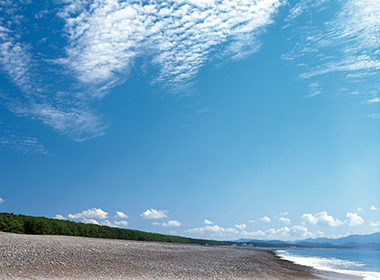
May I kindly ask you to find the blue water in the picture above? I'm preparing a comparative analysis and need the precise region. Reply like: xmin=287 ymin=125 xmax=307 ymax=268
xmin=276 ymin=249 xmax=380 ymax=280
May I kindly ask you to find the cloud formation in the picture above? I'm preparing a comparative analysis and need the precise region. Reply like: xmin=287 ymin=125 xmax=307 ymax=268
xmin=0 ymin=0 xmax=284 ymax=143
xmin=260 ymin=216 xmax=271 ymax=223
xmin=162 ymin=220 xmax=182 ymax=227
xmin=370 ymin=205 xmax=379 ymax=211
xmin=279 ymin=217 xmax=291 ymax=225
xmin=115 ymin=211 xmax=129 ymax=219
xmin=204 ymin=219 xmax=214 ymax=225
xmin=285 ymin=0 xmax=380 ymax=102
xmin=59 ymin=0 xmax=284 ymax=89
xmin=184 ymin=224 xmax=239 ymax=237
xmin=235 ymin=224 xmax=246 ymax=230
xmin=140 ymin=209 xmax=168 ymax=219
xmin=302 ymin=211 xmax=342 ymax=227
xmin=345 ymin=212 xmax=364 ymax=227
xmin=0 ymin=197 xmax=4 ymax=204
xmin=68 ymin=208 xmax=109 ymax=220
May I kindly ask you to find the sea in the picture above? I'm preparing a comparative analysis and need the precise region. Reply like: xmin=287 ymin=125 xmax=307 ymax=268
xmin=275 ymin=249 xmax=380 ymax=280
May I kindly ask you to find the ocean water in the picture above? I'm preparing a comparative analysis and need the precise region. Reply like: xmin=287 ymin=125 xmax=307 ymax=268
xmin=275 ymin=249 xmax=380 ymax=280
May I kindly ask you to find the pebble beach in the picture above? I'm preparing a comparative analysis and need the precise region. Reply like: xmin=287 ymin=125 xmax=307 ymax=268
xmin=0 ymin=232 xmax=327 ymax=280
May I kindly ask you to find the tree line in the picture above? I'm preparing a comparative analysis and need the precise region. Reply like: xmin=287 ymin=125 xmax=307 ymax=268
xmin=0 ymin=212 xmax=230 ymax=245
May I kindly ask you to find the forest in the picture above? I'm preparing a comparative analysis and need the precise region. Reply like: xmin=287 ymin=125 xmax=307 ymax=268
xmin=0 ymin=212 xmax=230 ymax=245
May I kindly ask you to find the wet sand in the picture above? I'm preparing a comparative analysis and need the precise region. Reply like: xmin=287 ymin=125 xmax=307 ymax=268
xmin=0 ymin=232 xmax=335 ymax=279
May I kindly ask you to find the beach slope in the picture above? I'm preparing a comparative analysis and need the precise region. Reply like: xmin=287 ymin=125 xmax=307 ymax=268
xmin=0 ymin=232 xmax=320 ymax=279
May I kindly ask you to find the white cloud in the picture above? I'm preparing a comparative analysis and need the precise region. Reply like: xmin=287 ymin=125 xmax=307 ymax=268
xmin=82 ymin=218 xmax=100 ymax=225
xmin=370 ymin=221 xmax=380 ymax=228
xmin=152 ymin=222 xmax=161 ymax=226
xmin=140 ymin=209 xmax=168 ymax=219
xmin=101 ymin=220 xmax=118 ymax=227
xmin=285 ymin=0 xmax=380 ymax=101
xmin=290 ymin=226 xmax=324 ymax=239
xmin=345 ymin=212 xmax=364 ymax=227
xmin=366 ymin=97 xmax=380 ymax=104
xmin=204 ymin=219 xmax=214 ymax=225
xmin=53 ymin=214 xmax=67 ymax=220
xmin=241 ymin=226 xmax=324 ymax=240
xmin=367 ymin=113 xmax=380 ymax=119
xmin=370 ymin=205 xmax=380 ymax=211
xmin=240 ymin=230 xmax=266 ymax=238
xmin=184 ymin=225 xmax=239 ymax=237
xmin=357 ymin=207 xmax=364 ymax=213
xmin=235 ymin=224 xmax=246 ymax=230
xmin=248 ymin=220 xmax=256 ymax=223
xmin=81 ymin=208 xmax=109 ymax=219
xmin=115 ymin=211 xmax=129 ymax=219
xmin=279 ymin=217 xmax=291 ymax=225
xmin=0 ymin=197 xmax=3 ymax=204
xmin=260 ymin=216 xmax=271 ymax=223
xmin=162 ymin=220 xmax=182 ymax=227
xmin=59 ymin=0 xmax=284 ymax=89
xmin=114 ymin=221 xmax=128 ymax=226
xmin=301 ymin=211 xmax=342 ymax=227
xmin=242 ymin=227 xmax=291 ymax=240
xmin=1 ymin=0 xmax=284 ymax=142
xmin=68 ymin=208 xmax=109 ymax=220
xmin=68 ymin=213 xmax=83 ymax=219
xmin=0 ymin=129 xmax=48 ymax=155
xmin=169 ymin=231 xmax=177 ymax=235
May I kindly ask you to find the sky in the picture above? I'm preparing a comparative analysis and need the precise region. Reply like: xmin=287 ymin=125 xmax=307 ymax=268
xmin=0 ymin=0 xmax=379 ymax=241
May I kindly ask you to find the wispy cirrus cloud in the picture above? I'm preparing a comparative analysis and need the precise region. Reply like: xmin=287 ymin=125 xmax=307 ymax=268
xmin=284 ymin=0 xmax=380 ymax=102
xmin=1 ymin=0 xmax=284 ymax=144
xmin=0 ymin=129 xmax=48 ymax=155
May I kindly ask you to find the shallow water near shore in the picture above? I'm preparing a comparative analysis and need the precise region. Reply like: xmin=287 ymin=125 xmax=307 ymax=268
xmin=275 ymin=249 xmax=380 ymax=280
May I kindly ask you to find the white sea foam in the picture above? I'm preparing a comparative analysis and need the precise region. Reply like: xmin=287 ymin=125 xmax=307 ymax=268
xmin=276 ymin=250 xmax=380 ymax=280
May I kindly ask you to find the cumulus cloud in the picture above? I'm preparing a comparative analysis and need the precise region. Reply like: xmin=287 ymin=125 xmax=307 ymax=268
xmin=68 ymin=208 xmax=109 ymax=220
xmin=53 ymin=214 xmax=67 ymax=220
xmin=114 ymin=220 xmax=128 ymax=226
xmin=370 ymin=221 xmax=380 ymax=228
xmin=279 ymin=217 xmax=291 ymax=225
xmin=235 ymin=224 xmax=246 ymax=230
xmin=162 ymin=220 xmax=182 ymax=227
xmin=301 ymin=211 xmax=342 ymax=227
xmin=0 ymin=197 xmax=4 ymax=204
xmin=115 ymin=211 xmax=129 ymax=219
xmin=370 ymin=205 xmax=380 ymax=211
xmin=241 ymin=227 xmax=290 ymax=240
xmin=260 ymin=216 xmax=271 ymax=223
xmin=82 ymin=218 xmax=100 ymax=225
xmin=345 ymin=212 xmax=364 ymax=227
xmin=184 ymin=225 xmax=239 ymax=237
xmin=204 ymin=219 xmax=214 ymax=225
xmin=140 ymin=209 xmax=168 ymax=219
xmin=241 ymin=226 xmax=324 ymax=240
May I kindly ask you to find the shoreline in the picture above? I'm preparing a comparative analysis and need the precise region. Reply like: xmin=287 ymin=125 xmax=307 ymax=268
xmin=0 ymin=232 xmax=346 ymax=279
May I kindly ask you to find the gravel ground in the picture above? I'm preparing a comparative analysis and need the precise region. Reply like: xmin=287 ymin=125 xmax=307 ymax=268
xmin=0 ymin=232 xmax=328 ymax=280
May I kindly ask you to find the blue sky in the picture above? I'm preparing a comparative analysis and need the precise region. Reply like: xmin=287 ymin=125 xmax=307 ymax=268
xmin=0 ymin=0 xmax=379 ymax=241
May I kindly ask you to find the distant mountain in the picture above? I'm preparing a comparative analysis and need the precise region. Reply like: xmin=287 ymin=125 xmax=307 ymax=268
xmin=234 ymin=232 xmax=380 ymax=249
xmin=295 ymin=232 xmax=380 ymax=248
